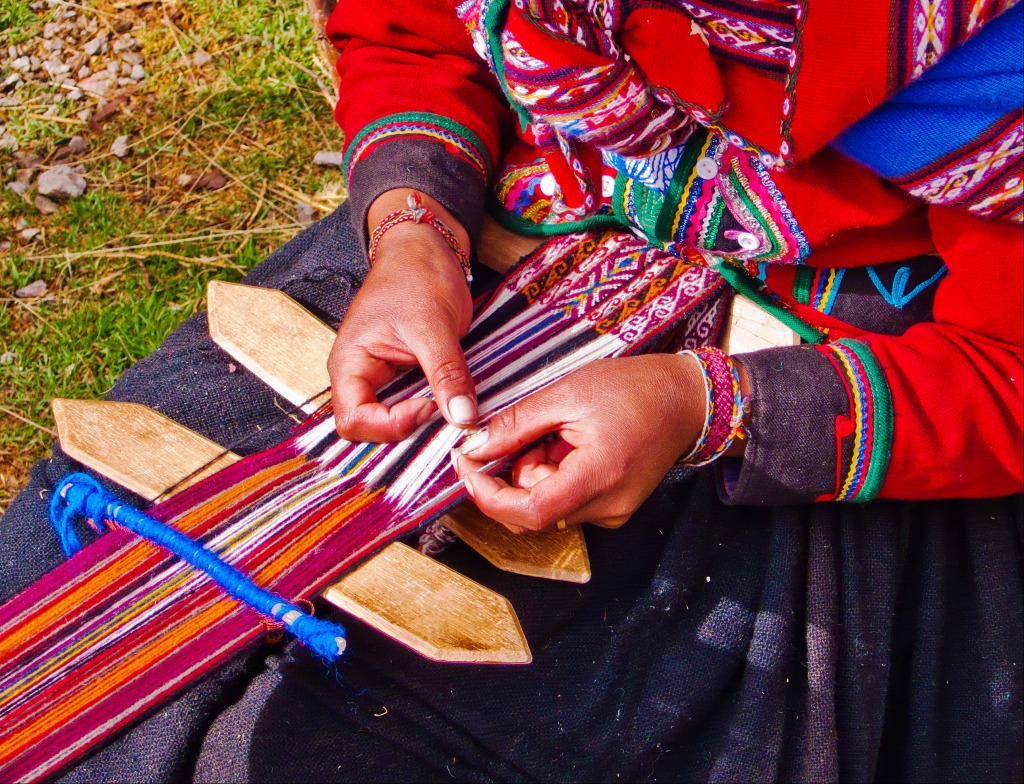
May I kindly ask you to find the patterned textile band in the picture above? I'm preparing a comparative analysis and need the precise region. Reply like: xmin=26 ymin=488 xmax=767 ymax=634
xmin=0 ymin=231 xmax=731 ymax=782
xmin=368 ymin=192 xmax=473 ymax=284
xmin=677 ymin=346 xmax=747 ymax=467
xmin=51 ymin=473 xmax=349 ymax=662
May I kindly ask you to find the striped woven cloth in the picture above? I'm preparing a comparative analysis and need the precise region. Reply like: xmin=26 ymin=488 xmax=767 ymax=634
xmin=0 ymin=231 xmax=729 ymax=781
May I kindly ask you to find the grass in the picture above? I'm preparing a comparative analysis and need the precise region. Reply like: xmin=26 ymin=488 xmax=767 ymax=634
xmin=0 ymin=0 xmax=346 ymax=512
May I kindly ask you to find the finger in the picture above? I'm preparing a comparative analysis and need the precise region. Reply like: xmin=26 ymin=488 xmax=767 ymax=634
xmin=511 ymin=445 xmax=557 ymax=488
xmin=410 ymin=335 xmax=477 ymax=429
xmin=458 ymin=395 xmax=573 ymax=463
xmin=461 ymin=455 xmax=596 ymax=531
xmin=332 ymin=347 xmax=433 ymax=441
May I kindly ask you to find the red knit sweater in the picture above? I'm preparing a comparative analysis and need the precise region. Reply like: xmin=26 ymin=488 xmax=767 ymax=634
xmin=326 ymin=0 xmax=1023 ymax=502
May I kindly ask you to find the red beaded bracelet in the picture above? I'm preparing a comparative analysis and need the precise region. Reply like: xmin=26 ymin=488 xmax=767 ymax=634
xmin=368 ymin=192 xmax=472 ymax=285
xmin=677 ymin=346 xmax=749 ymax=467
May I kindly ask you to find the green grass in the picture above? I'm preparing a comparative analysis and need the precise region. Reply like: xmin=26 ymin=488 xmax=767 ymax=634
xmin=0 ymin=0 xmax=345 ymax=510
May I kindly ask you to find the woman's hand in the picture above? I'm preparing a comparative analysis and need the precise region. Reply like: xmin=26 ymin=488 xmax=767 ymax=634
xmin=328 ymin=190 xmax=476 ymax=442
xmin=452 ymin=354 xmax=710 ymax=532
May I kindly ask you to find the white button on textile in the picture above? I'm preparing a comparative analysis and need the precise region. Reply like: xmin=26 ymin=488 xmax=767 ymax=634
xmin=695 ymin=157 xmax=719 ymax=179
xmin=539 ymin=173 xmax=557 ymax=196
xmin=735 ymin=232 xmax=760 ymax=250
xmin=602 ymin=174 xmax=615 ymax=198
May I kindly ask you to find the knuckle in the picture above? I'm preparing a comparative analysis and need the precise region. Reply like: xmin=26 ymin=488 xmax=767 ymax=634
xmin=430 ymin=356 xmax=470 ymax=390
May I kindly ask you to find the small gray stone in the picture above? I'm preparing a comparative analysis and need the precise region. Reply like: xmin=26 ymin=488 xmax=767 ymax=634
xmin=0 ymin=351 xmax=17 ymax=364
xmin=19 ymin=229 xmax=42 ymax=243
xmin=76 ymin=109 xmax=92 ymax=122
xmin=35 ymin=194 xmax=59 ymax=214
xmin=313 ymin=151 xmax=344 ymax=168
xmin=14 ymin=217 xmax=27 ymax=231
xmin=130 ymin=63 xmax=145 ymax=80
xmin=67 ymin=88 xmax=83 ymax=101
xmin=67 ymin=135 xmax=89 ymax=155
xmin=12 ymin=56 xmax=30 ymax=71
xmin=0 ymin=133 xmax=18 ymax=153
xmin=15 ymin=153 xmax=43 ymax=169
xmin=77 ymin=65 xmax=92 ymax=79
xmin=176 ymin=173 xmax=194 ymax=187
xmin=37 ymin=165 xmax=87 ymax=200
xmin=6 ymin=181 xmax=28 ymax=195
xmin=296 ymin=202 xmax=317 ymax=227
xmin=83 ymin=36 xmax=105 ymax=56
xmin=15 ymin=279 xmax=47 ymax=297
xmin=110 ymin=135 xmax=130 ymax=158
xmin=122 ymin=51 xmax=143 ymax=66
xmin=78 ymin=72 xmax=115 ymax=98
xmin=106 ymin=61 xmax=119 ymax=74
xmin=191 ymin=50 xmax=212 ymax=67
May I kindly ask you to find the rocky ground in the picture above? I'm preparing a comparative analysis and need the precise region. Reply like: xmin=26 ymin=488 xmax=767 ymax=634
xmin=1 ymin=0 xmax=344 ymax=512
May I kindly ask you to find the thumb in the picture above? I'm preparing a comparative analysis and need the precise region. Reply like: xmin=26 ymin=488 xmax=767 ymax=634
xmin=458 ymin=389 xmax=569 ymax=462
xmin=414 ymin=335 xmax=477 ymax=428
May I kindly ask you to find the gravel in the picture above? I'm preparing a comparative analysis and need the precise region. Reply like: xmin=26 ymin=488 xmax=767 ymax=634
xmin=37 ymin=165 xmax=88 ymax=200
xmin=110 ymin=134 xmax=131 ymax=158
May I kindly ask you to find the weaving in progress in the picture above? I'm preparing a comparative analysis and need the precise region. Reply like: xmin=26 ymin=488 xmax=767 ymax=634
xmin=0 ymin=231 xmax=728 ymax=781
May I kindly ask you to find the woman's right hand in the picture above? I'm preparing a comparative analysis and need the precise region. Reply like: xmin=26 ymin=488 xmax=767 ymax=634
xmin=328 ymin=192 xmax=476 ymax=443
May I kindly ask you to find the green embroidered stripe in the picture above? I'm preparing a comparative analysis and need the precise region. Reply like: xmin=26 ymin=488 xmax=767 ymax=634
xmin=793 ymin=266 xmax=815 ymax=306
xmin=705 ymin=195 xmax=726 ymax=247
xmin=654 ymin=128 xmax=711 ymax=243
xmin=714 ymin=261 xmax=826 ymax=344
xmin=343 ymin=111 xmax=493 ymax=180
xmin=486 ymin=193 xmax=625 ymax=236
xmin=836 ymin=339 xmax=894 ymax=503
xmin=483 ymin=0 xmax=532 ymax=130
xmin=728 ymin=169 xmax=781 ymax=259
xmin=632 ymin=181 xmax=664 ymax=241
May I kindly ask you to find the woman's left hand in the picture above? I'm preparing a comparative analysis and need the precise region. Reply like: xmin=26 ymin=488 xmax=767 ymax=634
xmin=452 ymin=354 xmax=709 ymax=532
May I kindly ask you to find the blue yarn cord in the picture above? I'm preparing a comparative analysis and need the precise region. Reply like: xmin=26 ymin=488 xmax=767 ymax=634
xmin=49 ymin=473 xmax=347 ymax=662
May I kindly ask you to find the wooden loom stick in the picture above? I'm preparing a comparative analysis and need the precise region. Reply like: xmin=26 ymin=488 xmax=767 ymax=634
xmin=441 ymin=504 xmax=590 ymax=584
xmin=51 ymin=398 xmax=531 ymax=664
xmin=207 ymin=281 xmax=334 ymax=414
xmin=206 ymin=279 xmax=592 ymax=582
xmin=52 ymin=399 xmax=241 ymax=499
xmin=326 ymin=542 xmax=531 ymax=664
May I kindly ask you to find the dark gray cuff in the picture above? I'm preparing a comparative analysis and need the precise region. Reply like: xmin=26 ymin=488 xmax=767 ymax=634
xmin=720 ymin=341 xmax=893 ymax=505
xmin=347 ymin=138 xmax=488 ymax=254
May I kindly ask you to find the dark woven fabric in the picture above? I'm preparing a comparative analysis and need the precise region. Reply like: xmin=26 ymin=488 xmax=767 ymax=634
xmin=1 ymin=204 xmax=1021 ymax=783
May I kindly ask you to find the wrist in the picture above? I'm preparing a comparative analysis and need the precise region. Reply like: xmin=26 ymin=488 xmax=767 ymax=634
xmin=368 ymin=189 xmax=470 ymax=260
xmin=675 ymin=347 xmax=749 ymax=466
xmin=368 ymin=190 xmax=472 ymax=286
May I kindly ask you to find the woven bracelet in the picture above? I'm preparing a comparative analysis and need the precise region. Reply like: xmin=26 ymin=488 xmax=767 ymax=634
xmin=368 ymin=192 xmax=473 ymax=285
xmin=677 ymin=346 xmax=749 ymax=467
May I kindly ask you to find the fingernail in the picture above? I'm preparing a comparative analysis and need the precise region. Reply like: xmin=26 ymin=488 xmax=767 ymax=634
xmin=459 ymin=428 xmax=489 ymax=454
xmin=462 ymin=471 xmax=477 ymax=499
xmin=449 ymin=448 xmax=463 ymax=473
xmin=414 ymin=399 xmax=435 ymax=427
xmin=447 ymin=395 xmax=476 ymax=426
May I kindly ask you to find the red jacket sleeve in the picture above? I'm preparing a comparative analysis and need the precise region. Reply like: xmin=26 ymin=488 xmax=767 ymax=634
xmin=867 ymin=209 xmax=1024 ymax=498
xmin=326 ymin=0 xmax=511 ymax=245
